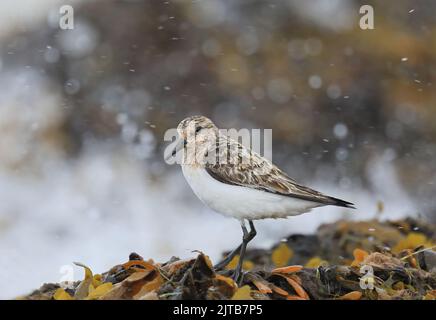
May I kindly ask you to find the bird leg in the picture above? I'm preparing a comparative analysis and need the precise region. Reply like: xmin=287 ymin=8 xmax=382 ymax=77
xmin=213 ymin=220 xmax=257 ymax=271
xmin=213 ymin=243 xmax=243 ymax=271
xmin=233 ymin=220 xmax=256 ymax=284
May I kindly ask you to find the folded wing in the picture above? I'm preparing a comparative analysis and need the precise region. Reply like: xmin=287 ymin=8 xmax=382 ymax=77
xmin=205 ymin=136 xmax=354 ymax=208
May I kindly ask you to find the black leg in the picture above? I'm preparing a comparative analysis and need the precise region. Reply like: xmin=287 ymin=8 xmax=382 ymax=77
xmin=214 ymin=220 xmax=257 ymax=271
xmin=213 ymin=243 xmax=243 ymax=270
xmin=233 ymin=220 xmax=256 ymax=284
xmin=214 ymin=221 xmax=257 ymax=273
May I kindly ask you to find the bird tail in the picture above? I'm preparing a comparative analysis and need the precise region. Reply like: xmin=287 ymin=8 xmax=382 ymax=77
xmin=328 ymin=196 xmax=356 ymax=209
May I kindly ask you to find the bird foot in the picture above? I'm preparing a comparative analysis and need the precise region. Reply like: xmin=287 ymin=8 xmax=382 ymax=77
xmin=213 ymin=261 xmax=227 ymax=271
xmin=232 ymin=270 xmax=245 ymax=286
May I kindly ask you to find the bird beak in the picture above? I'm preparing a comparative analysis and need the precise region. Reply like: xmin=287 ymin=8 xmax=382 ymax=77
xmin=165 ymin=137 xmax=187 ymax=162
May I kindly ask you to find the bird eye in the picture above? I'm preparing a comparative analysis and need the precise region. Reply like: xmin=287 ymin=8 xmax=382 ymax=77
xmin=195 ymin=126 xmax=202 ymax=133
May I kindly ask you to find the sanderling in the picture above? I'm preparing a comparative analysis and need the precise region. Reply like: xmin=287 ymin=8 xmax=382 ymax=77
xmin=167 ymin=115 xmax=354 ymax=283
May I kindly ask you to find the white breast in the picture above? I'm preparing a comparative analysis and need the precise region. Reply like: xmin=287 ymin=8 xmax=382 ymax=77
xmin=181 ymin=165 xmax=322 ymax=220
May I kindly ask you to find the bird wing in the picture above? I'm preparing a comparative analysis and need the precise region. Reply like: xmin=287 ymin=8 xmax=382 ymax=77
xmin=204 ymin=135 xmax=354 ymax=208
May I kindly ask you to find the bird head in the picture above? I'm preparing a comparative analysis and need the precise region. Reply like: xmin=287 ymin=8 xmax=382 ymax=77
xmin=177 ymin=115 xmax=218 ymax=144
xmin=167 ymin=116 xmax=219 ymax=162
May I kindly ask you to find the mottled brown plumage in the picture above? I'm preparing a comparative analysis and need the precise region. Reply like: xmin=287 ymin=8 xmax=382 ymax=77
xmin=205 ymin=134 xmax=353 ymax=208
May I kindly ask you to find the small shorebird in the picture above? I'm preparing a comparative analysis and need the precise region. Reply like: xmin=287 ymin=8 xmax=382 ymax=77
xmin=167 ymin=116 xmax=354 ymax=283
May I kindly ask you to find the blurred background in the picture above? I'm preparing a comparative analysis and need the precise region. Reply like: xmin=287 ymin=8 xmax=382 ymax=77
xmin=0 ymin=0 xmax=435 ymax=298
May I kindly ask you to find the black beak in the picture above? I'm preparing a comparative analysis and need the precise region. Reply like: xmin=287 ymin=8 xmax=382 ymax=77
xmin=166 ymin=137 xmax=187 ymax=162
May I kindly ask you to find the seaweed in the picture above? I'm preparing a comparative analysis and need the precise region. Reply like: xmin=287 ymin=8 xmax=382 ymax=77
xmin=22 ymin=218 xmax=436 ymax=300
